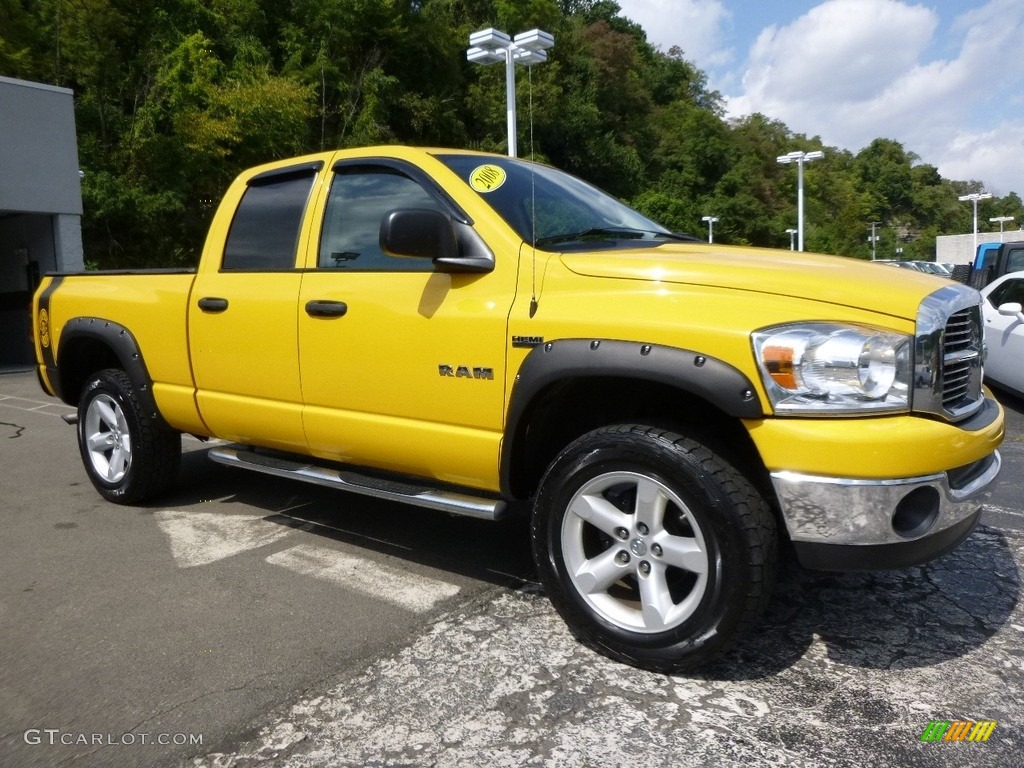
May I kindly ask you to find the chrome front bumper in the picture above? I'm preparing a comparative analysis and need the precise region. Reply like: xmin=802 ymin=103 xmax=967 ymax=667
xmin=771 ymin=451 xmax=1001 ymax=570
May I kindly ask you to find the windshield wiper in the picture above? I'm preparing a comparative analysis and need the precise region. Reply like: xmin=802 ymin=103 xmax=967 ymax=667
xmin=535 ymin=228 xmax=657 ymax=247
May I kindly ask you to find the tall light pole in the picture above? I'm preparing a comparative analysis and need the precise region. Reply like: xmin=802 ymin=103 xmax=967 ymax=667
xmin=701 ymin=215 xmax=718 ymax=244
xmin=868 ymin=221 xmax=882 ymax=260
xmin=990 ymin=215 xmax=1014 ymax=242
xmin=777 ymin=150 xmax=824 ymax=251
xmin=958 ymin=192 xmax=992 ymax=253
xmin=468 ymin=28 xmax=554 ymax=157
xmin=785 ymin=228 xmax=798 ymax=251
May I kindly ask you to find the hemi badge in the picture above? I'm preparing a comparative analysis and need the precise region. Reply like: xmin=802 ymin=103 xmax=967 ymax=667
xmin=512 ymin=336 xmax=544 ymax=348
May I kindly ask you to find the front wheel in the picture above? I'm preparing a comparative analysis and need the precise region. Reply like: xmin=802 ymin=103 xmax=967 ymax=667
xmin=531 ymin=424 xmax=777 ymax=672
xmin=77 ymin=369 xmax=181 ymax=504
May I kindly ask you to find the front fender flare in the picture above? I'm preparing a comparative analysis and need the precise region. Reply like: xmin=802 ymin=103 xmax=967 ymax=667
xmin=500 ymin=338 xmax=765 ymax=497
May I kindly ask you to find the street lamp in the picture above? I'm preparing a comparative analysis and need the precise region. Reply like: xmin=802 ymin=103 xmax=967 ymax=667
xmin=785 ymin=228 xmax=798 ymax=251
xmin=868 ymin=221 xmax=882 ymax=261
xmin=990 ymin=215 xmax=1015 ymax=242
xmin=958 ymin=192 xmax=993 ymax=253
xmin=777 ymin=150 xmax=824 ymax=251
xmin=467 ymin=28 xmax=554 ymax=157
xmin=701 ymin=215 xmax=718 ymax=244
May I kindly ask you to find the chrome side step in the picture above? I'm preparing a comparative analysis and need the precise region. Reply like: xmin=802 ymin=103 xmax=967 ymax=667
xmin=207 ymin=445 xmax=509 ymax=521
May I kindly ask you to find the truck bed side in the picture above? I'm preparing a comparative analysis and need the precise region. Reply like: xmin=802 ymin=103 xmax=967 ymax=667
xmin=34 ymin=270 xmax=206 ymax=434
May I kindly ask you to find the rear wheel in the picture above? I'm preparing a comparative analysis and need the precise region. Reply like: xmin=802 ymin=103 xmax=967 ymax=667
xmin=532 ymin=424 xmax=777 ymax=672
xmin=77 ymin=369 xmax=181 ymax=504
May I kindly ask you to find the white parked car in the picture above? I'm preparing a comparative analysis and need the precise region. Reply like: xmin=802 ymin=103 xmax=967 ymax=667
xmin=982 ymin=272 xmax=1024 ymax=398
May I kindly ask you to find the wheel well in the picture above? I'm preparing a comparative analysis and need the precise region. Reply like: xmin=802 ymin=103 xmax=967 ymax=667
xmin=507 ymin=376 xmax=771 ymax=503
xmin=57 ymin=337 xmax=123 ymax=405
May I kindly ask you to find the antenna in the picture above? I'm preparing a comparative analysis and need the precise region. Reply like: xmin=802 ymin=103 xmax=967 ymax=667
xmin=528 ymin=65 xmax=539 ymax=318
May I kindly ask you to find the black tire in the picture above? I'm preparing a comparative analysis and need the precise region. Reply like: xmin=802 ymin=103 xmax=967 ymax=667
xmin=76 ymin=369 xmax=181 ymax=504
xmin=949 ymin=264 xmax=972 ymax=285
xmin=970 ymin=264 xmax=994 ymax=291
xmin=531 ymin=424 xmax=777 ymax=673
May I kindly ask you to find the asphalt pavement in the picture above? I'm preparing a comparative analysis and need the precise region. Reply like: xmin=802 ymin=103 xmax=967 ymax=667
xmin=1 ymin=369 xmax=1022 ymax=768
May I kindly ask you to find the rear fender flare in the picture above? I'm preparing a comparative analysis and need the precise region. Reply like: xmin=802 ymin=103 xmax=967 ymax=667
xmin=55 ymin=317 xmax=168 ymax=428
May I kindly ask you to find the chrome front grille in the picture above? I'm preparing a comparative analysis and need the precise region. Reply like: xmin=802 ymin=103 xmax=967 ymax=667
xmin=941 ymin=308 xmax=980 ymax=411
xmin=913 ymin=284 xmax=985 ymax=422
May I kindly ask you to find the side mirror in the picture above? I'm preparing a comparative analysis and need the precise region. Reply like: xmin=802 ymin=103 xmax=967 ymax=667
xmin=996 ymin=302 xmax=1024 ymax=322
xmin=380 ymin=208 xmax=457 ymax=261
xmin=379 ymin=208 xmax=495 ymax=273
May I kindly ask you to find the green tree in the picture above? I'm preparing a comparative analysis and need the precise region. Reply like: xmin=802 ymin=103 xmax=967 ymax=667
xmin=3 ymin=0 xmax=1022 ymax=267
xmin=706 ymin=114 xmax=795 ymax=247
xmin=0 ymin=0 xmax=43 ymax=77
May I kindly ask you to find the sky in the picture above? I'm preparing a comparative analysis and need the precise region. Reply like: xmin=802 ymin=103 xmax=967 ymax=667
xmin=613 ymin=0 xmax=1024 ymax=197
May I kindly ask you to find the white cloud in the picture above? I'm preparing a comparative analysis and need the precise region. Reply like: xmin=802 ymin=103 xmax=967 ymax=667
xmin=726 ymin=0 xmax=941 ymax=139
xmin=616 ymin=0 xmax=1024 ymax=193
xmin=740 ymin=1 xmax=937 ymax=105
xmin=617 ymin=0 xmax=733 ymax=67
xmin=937 ymin=122 xmax=1024 ymax=196
xmin=723 ymin=0 xmax=1024 ymax=193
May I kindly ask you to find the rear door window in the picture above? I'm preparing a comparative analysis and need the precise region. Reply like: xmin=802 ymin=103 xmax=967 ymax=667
xmin=223 ymin=166 xmax=319 ymax=270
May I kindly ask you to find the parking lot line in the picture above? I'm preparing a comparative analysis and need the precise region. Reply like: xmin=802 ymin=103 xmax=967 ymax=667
xmin=0 ymin=393 xmax=75 ymax=416
xmin=155 ymin=510 xmax=293 ymax=568
xmin=266 ymin=543 xmax=461 ymax=613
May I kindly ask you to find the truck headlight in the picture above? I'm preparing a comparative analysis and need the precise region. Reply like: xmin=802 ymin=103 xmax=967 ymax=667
xmin=752 ymin=323 xmax=911 ymax=415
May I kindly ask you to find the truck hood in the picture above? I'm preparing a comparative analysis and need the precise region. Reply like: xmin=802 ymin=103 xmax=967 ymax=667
xmin=559 ymin=243 xmax=945 ymax=320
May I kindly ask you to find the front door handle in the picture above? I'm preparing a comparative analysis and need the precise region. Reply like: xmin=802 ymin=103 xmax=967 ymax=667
xmin=305 ymin=300 xmax=348 ymax=318
xmin=197 ymin=297 xmax=229 ymax=313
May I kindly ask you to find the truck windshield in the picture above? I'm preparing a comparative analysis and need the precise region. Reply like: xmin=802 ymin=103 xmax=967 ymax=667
xmin=436 ymin=154 xmax=678 ymax=250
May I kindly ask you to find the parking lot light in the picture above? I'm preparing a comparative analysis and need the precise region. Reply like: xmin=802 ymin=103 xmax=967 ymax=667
xmin=701 ymin=215 xmax=718 ymax=244
xmin=777 ymin=150 xmax=824 ymax=251
xmin=990 ymin=215 xmax=1015 ymax=242
xmin=467 ymin=28 xmax=554 ymax=157
xmin=959 ymin=192 xmax=993 ymax=252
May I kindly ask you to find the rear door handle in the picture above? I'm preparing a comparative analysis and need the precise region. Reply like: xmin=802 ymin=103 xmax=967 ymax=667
xmin=197 ymin=297 xmax=229 ymax=313
xmin=305 ymin=300 xmax=348 ymax=318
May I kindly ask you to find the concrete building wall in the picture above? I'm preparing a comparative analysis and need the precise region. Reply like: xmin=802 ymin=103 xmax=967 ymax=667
xmin=0 ymin=76 xmax=83 ymax=216
xmin=0 ymin=76 xmax=84 ymax=367
xmin=936 ymin=229 xmax=1024 ymax=265
xmin=53 ymin=214 xmax=85 ymax=272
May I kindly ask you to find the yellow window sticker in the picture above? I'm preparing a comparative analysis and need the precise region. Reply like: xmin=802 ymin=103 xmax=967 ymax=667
xmin=470 ymin=164 xmax=506 ymax=193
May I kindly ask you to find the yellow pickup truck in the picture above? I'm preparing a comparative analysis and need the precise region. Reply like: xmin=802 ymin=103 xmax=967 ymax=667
xmin=32 ymin=146 xmax=1004 ymax=672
